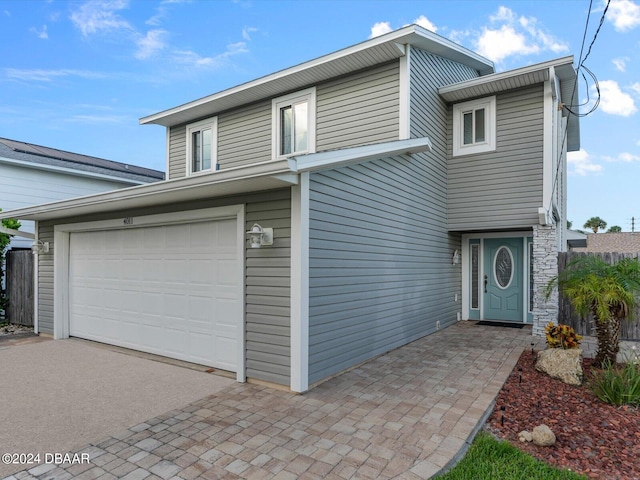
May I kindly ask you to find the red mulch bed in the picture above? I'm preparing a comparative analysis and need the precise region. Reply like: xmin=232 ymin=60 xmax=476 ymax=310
xmin=485 ymin=350 xmax=640 ymax=480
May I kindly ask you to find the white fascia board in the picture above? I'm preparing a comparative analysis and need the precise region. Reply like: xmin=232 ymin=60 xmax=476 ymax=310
xmin=293 ymin=138 xmax=432 ymax=173
xmin=439 ymin=56 xmax=574 ymax=99
xmin=0 ymin=226 xmax=35 ymax=239
xmin=140 ymin=31 xmax=408 ymax=126
xmin=140 ymin=25 xmax=493 ymax=127
xmin=0 ymin=158 xmax=297 ymax=222
xmin=0 ymin=156 xmax=148 ymax=185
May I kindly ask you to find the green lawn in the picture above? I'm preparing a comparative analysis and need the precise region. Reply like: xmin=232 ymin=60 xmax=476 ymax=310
xmin=435 ymin=431 xmax=586 ymax=480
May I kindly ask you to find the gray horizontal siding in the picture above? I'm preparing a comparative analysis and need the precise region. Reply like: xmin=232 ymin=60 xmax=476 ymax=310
xmin=37 ymin=223 xmax=54 ymax=334
xmin=410 ymin=47 xmax=478 ymax=160
xmin=37 ymin=189 xmax=291 ymax=386
xmin=218 ymin=100 xmax=272 ymax=169
xmin=316 ymin=61 xmax=400 ymax=151
xmin=245 ymin=195 xmax=291 ymax=386
xmin=166 ymin=62 xmax=401 ymax=179
xmin=308 ymin=155 xmax=461 ymax=385
xmin=167 ymin=124 xmax=186 ymax=180
xmin=447 ymin=84 xmax=544 ymax=230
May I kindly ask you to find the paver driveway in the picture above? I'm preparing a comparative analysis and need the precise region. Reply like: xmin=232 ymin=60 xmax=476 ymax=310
xmin=3 ymin=322 xmax=543 ymax=480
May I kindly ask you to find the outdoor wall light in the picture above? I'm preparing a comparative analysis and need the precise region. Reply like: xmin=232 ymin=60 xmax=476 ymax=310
xmin=452 ymin=249 xmax=460 ymax=265
xmin=31 ymin=240 xmax=50 ymax=255
xmin=246 ymin=223 xmax=274 ymax=248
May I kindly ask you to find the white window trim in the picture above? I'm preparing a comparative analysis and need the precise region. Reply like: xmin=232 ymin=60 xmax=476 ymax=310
xmin=186 ymin=117 xmax=218 ymax=175
xmin=272 ymin=87 xmax=316 ymax=160
xmin=452 ymin=96 xmax=496 ymax=157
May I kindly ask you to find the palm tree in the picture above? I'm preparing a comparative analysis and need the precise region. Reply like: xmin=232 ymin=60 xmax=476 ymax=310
xmin=583 ymin=216 xmax=607 ymax=233
xmin=607 ymin=225 xmax=622 ymax=233
xmin=547 ymin=256 xmax=640 ymax=366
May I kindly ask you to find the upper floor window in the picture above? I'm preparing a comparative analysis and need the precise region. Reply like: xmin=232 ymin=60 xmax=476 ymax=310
xmin=272 ymin=88 xmax=316 ymax=159
xmin=186 ymin=118 xmax=217 ymax=174
xmin=453 ymin=96 xmax=496 ymax=157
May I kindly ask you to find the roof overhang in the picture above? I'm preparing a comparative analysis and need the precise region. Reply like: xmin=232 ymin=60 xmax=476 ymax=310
xmin=438 ymin=56 xmax=579 ymax=151
xmin=140 ymin=25 xmax=494 ymax=128
xmin=0 ymin=159 xmax=298 ymax=222
xmin=294 ymin=137 xmax=432 ymax=172
xmin=0 ymin=138 xmax=432 ymax=223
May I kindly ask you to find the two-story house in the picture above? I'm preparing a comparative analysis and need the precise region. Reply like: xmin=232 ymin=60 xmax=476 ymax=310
xmin=0 ymin=25 xmax=579 ymax=392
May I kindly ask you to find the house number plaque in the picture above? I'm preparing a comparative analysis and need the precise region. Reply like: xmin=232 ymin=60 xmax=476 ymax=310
xmin=123 ymin=217 xmax=134 ymax=225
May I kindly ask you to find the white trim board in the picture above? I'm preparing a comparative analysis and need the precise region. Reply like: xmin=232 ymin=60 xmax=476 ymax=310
xmin=290 ymin=173 xmax=310 ymax=393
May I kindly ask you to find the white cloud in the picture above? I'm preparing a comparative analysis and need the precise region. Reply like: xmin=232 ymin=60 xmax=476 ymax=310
xmin=29 ymin=25 xmax=48 ymax=39
xmin=597 ymin=80 xmax=638 ymax=116
xmin=607 ymin=0 xmax=640 ymax=32
xmin=4 ymin=68 xmax=107 ymax=82
xmin=172 ymin=41 xmax=248 ymax=68
xmin=135 ymin=29 xmax=167 ymax=59
xmin=477 ymin=25 xmax=539 ymax=62
xmin=242 ymin=26 xmax=257 ymax=41
xmin=369 ymin=21 xmax=392 ymax=38
xmin=370 ymin=15 xmax=438 ymax=39
xmin=631 ymin=82 xmax=640 ymax=96
xmin=475 ymin=6 xmax=568 ymax=63
xmin=490 ymin=6 xmax=516 ymax=22
xmin=568 ymin=149 xmax=603 ymax=175
xmin=70 ymin=0 xmax=131 ymax=37
xmin=612 ymin=56 xmax=630 ymax=71
xmin=604 ymin=152 xmax=640 ymax=162
xmin=414 ymin=15 xmax=437 ymax=33
xmin=67 ymin=114 xmax=128 ymax=124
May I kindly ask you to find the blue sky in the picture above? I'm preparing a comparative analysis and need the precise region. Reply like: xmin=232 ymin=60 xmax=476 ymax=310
xmin=1 ymin=0 xmax=639 ymax=231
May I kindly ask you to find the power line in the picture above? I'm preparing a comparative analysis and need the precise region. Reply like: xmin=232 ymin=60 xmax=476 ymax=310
xmin=547 ymin=0 xmax=610 ymax=215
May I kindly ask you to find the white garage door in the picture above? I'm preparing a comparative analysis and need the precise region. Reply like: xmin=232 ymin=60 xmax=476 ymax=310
xmin=68 ymin=219 xmax=241 ymax=371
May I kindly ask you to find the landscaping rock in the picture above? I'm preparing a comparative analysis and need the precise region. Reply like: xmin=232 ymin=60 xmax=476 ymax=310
xmin=535 ymin=348 xmax=583 ymax=386
xmin=518 ymin=430 xmax=532 ymax=443
xmin=532 ymin=424 xmax=556 ymax=446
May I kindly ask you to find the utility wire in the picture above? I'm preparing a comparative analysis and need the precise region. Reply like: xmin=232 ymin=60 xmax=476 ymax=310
xmin=547 ymin=0 xmax=609 ymax=215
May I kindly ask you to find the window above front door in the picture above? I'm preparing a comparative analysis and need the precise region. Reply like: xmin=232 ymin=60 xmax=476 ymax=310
xmin=453 ymin=96 xmax=496 ymax=157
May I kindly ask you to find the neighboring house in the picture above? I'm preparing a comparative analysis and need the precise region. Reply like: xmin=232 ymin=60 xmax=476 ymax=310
xmin=0 ymin=137 xmax=164 ymax=250
xmin=0 ymin=25 xmax=580 ymax=392
xmin=571 ymin=232 xmax=640 ymax=253
xmin=566 ymin=229 xmax=587 ymax=250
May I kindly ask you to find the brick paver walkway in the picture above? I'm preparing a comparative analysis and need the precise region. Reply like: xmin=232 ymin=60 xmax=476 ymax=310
xmin=5 ymin=322 xmax=543 ymax=480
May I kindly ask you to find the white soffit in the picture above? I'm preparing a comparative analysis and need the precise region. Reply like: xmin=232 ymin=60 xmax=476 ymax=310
xmin=140 ymin=25 xmax=493 ymax=127
xmin=0 ymin=160 xmax=297 ymax=222
xmin=439 ymin=56 xmax=574 ymax=103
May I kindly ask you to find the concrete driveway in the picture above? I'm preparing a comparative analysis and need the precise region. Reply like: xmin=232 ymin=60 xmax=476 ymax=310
xmin=0 ymin=338 xmax=234 ymax=478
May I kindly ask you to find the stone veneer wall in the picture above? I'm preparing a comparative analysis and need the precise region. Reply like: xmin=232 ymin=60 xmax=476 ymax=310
xmin=533 ymin=224 xmax=559 ymax=336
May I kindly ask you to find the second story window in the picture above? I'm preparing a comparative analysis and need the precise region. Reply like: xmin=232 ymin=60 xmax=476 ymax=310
xmin=272 ymin=88 xmax=316 ymax=159
xmin=187 ymin=118 xmax=217 ymax=174
xmin=453 ymin=96 xmax=496 ymax=157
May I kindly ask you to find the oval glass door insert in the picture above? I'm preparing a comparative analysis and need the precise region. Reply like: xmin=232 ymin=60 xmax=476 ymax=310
xmin=494 ymin=246 xmax=514 ymax=289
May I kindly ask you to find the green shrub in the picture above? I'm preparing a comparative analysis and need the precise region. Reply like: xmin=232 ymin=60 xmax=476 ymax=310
xmin=589 ymin=354 xmax=640 ymax=406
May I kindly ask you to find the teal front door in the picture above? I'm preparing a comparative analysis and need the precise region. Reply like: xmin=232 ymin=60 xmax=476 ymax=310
xmin=483 ymin=238 xmax=523 ymax=322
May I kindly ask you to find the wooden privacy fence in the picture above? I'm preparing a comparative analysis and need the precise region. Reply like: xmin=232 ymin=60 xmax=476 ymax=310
xmin=558 ymin=251 xmax=640 ymax=340
xmin=6 ymin=249 xmax=33 ymax=326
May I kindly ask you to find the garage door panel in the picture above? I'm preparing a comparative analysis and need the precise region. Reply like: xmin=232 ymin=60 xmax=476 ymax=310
xmin=69 ymin=220 xmax=241 ymax=371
